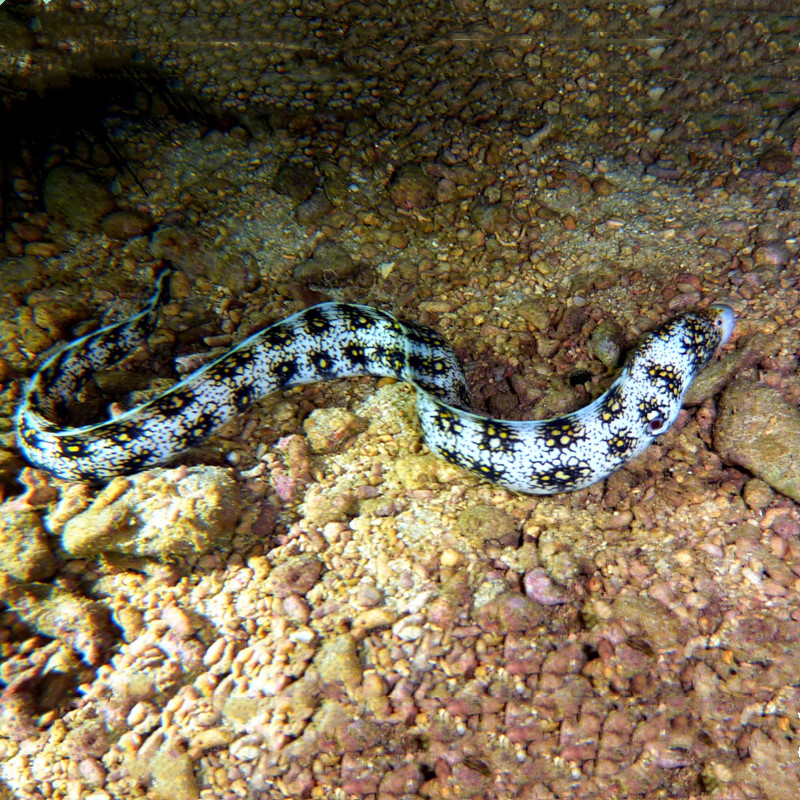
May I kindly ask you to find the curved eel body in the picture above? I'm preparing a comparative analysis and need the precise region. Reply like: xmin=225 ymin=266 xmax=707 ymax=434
xmin=16 ymin=270 xmax=735 ymax=493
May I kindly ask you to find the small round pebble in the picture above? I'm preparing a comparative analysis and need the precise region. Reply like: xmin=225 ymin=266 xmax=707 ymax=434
xmin=388 ymin=164 xmax=436 ymax=209
xmin=101 ymin=210 xmax=154 ymax=240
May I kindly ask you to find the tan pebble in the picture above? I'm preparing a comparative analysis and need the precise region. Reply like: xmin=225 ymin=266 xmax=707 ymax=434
xmin=78 ymin=758 xmax=107 ymax=787
xmin=24 ymin=241 xmax=61 ymax=258
xmin=161 ymin=604 xmax=195 ymax=637
xmin=282 ymin=594 xmax=310 ymax=624
xmin=13 ymin=219 xmax=44 ymax=241
xmin=114 ymin=606 xmax=145 ymax=642
xmin=742 ymin=478 xmax=774 ymax=510
xmin=117 ymin=731 xmax=141 ymax=755
xmin=589 ymin=600 xmax=614 ymax=621
xmin=322 ymin=522 xmax=348 ymax=542
xmin=303 ymin=407 xmax=366 ymax=453
xmin=213 ymin=766 xmax=230 ymax=789
xmin=126 ymin=702 xmax=150 ymax=727
xmin=167 ymin=269 xmax=193 ymax=300
xmin=352 ymin=607 xmax=398 ymax=630
xmin=101 ymin=209 xmax=153 ymax=240
xmin=265 ymin=554 xmax=322 ymax=598
xmin=440 ymin=548 xmax=462 ymax=567
xmin=770 ymin=535 xmax=787 ymax=558
xmin=602 ymin=511 xmax=634 ymax=531
xmin=674 ymin=271 xmax=701 ymax=291
xmin=189 ymin=727 xmax=235 ymax=752
xmin=203 ymin=637 xmax=227 ymax=667
xmin=355 ymin=582 xmax=384 ymax=608
xmin=389 ymin=164 xmax=436 ymax=209
xmin=209 ymin=642 xmax=237 ymax=675
xmin=0 ymin=739 xmax=17 ymax=761
xmin=135 ymin=729 xmax=164 ymax=765
xmin=248 ymin=555 xmax=271 ymax=581
xmin=151 ymin=739 xmax=198 ymax=800
xmin=392 ymin=614 xmax=426 ymax=641
xmin=387 ymin=231 xmax=409 ymax=248
xmin=362 ymin=671 xmax=388 ymax=698
xmin=591 ymin=177 xmax=615 ymax=196
xmin=0 ymin=508 xmax=58 ymax=582
xmin=215 ymin=677 xmax=237 ymax=701
xmin=229 ymin=735 xmax=263 ymax=761
xmin=194 ymin=673 xmax=218 ymax=697
xmin=315 ymin=634 xmax=363 ymax=692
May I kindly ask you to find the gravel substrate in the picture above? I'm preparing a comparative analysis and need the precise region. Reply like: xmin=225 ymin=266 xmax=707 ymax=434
xmin=1 ymin=1 xmax=800 ymax=799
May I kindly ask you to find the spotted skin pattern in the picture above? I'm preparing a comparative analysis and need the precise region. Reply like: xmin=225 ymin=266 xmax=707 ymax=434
xmin=16 ymin=269 xmax=735 ymax=492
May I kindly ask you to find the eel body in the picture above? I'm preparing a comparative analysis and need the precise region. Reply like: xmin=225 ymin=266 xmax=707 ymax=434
xmin=16 ymin=270 xmax=735 ymax=493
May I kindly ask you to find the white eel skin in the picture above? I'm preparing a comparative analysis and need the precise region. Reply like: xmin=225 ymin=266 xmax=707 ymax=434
xmin=16 ymin=269 xmax=735 ymax=493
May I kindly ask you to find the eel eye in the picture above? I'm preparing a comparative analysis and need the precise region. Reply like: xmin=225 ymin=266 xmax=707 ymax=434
xmin=647 ymin=415 xmax=666 ymax=434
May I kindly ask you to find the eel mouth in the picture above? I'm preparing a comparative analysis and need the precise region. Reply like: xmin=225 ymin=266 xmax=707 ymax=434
xmin=709 ymin=303 xmax=736 ymax=345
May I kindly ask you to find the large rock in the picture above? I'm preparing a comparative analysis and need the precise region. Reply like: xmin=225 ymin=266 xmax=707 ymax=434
xmin=59 ymin=467 xmax=241 ymax=559
xmin=44 ymin=166 xmax=116 ymax=232
xmin=715 ymin=378 xmax=800 ymax=502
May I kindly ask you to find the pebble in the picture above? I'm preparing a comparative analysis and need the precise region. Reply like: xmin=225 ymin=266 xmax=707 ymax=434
xmin=282 ymin=594 xmax=311 ymax=624
xmin=115 ymin=605 xmax=145 ymax=642
xmin=315 ymin=634 xmax=362 ymax=693
xmin=295 ymin=191 xmax=333 ymax=226
xmin=523 ymin=568 xmax=570 ymax=606
xmin=161 ymin=604 xmax=196 ymax=637
xmin=79 ymin=758 xmax=107 ymax=787
xmin=591 ymin=176 xmax=616 ymax=196
xmin=392 ymin=614 xmax=426 ymax=641
xmin=352 ymin=607 xmax=398 ymax=630
xmin=355 ymin=583 xmax=384 ymax=608
xmin=758 ymin=147 xmax=793 ymax=173
xmin=271 ymin=160 xmax=319 ymax=202
xmin=469 ymin=202 xmax=509 ymax=234
xmin=380 ymin=764 xmax=424 ymax=795
xmin=303 ymin=407 xmax=366 ymax=453
xmin=150 ymin=740 xmax=198 ymax=800
xmin=455 ymin=505 xmax=517 ymax=546
xmin=588 ymin=318 xmax=624 ymax=369
xmin=264 ymin=554 xmax=323 ymax=598
xmin=753 ymin=241 xmax=791 ymax=267
xmin=188 ymin=727 xmax=234 ymax=752
xmin=388 ymin=164 xmax=436 ymax=209
xmin=475 ymin=592 xmax=545 ymax=634
xmin=440 ymin=547 xmax=462 ymax=567
xmin=742 ymin=478 xmax=775 ymax=510
xmin=292 ymin=241 xmax=359 ymax=285
xmin=100 ymin=209 xmax=153 ymax=240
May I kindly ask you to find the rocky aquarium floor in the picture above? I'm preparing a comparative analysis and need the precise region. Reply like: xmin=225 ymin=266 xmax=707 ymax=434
xmin=1 ymin=1 xmax=800 ymax=799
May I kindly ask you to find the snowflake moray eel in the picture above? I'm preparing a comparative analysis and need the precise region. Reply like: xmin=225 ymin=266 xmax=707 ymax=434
xmin=16 ymin=269 xmax=735 ymax=493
